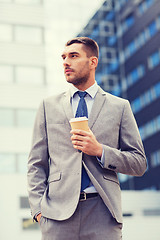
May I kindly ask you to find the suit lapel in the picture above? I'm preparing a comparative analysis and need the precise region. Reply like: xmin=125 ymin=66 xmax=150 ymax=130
xmin=88 ymin=87 xmax=106 ymax=129
xmin=62 ymin=87 xmax=107 ymax=127
xmin=62 ymin=90 xmax=74 ymax=122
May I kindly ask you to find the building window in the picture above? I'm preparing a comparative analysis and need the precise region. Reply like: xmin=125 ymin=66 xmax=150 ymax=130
xmin=20 ymin=196 xmax=30 ymax=209
xmin=0 ymin=153 xmax=28 ymax=174
xmin=121 ymin=14 xmax=135 ymax=34
xmin=101 ymin=74 xmax=118 ymax=92
xmin=100 ymin=21 xmax=114 ymax=36
xmin=125 ymin=64 xmax=145 ymax=88
xmin=138 ymin=0 xmax=155 ymax=16
xmin=156 ymin=15 xmax=160 ymax=30
xmin=103 ymin=58 xmax=119 ymax=75
xmin=148 ymin=21 xmax=157 ymax=37
xmin=0 ymin=108 xmax=36 ymax=128
xmin=0 ymin=153 xmax=16 ymax=174
xmin=15 ymin=66 xmax=45 ymax=85
xmin=0 ymin=65 xmax=14 ymax=83
xmin=107 ymin=35 xmax=117 ymax=46
xmin=0 ymin=23 xmax=44 ymax=44
xmin=131 ymin=82 xmax=160 ymax=113
xmin=124 ymin=17 xmax=159 ymax=61
xmin=105 ymin=11 xmax=114 ymax=21
xmin=115 ymin=0 xmax=129 ymax=11
xmin=17 ymin=153 xmax=28 ymax=174
xmin=16 ymin=109 xmax=36 ymax=127
xmin=0 ymin=0 xmax=12 ymax=2
xmin=14 ymin=25 xmax=44 ymax=45
xmin=0 ymin=65 xmax=45 ymax=85
xmin=151 ymin=149 xmax=160 ymax=167
xmin=14 ymin=0 xmax=43 ymax=4
xmin=148 ymin=50 xmax=160 ymax=69
xmin=129 ymin=41 xmax=136 ymax=55
xmin=110 ymin=58 xmax=119 ymax=72
xmin=101 ymin=47 xmax=116 ymax=63
xmin=136 ymin=31 xmax=146 ymax=47
xmin=154 ymin=81 xmax=160 ymax=96
xmin=111 ymin=83 xmax=121 ymax=96
xmin=91 ymin=26 xmax=99 ymax=38
xmin=0 ymin=24 xmax=13 ymax=42
xmin=143 ymin=208 xmax=160 ymax=216
xmin=0 ymin=108 xmax=15 ymax=127
xmin=139 ymin=115 xmax=160 ymax=140
xmin=131 ymin=98 xmax=141 ymax=113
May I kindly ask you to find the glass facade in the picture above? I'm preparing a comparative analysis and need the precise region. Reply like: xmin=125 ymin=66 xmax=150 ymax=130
xmin=0 ymin=0 xmax=43 ymax=4
xmin=78 ymin=0 xmax=160 ymax=190
xmin=139 ymin=115 xmax=160 ymax=140
xmin=0 ymin=65 xmax=13 ymax=83
xmin=121 ymin=14 xmax=135 ymax=35
xmin=126 ymin=65 xmax=145 ymax=88
xmin=0 ymin=24 xmax=12 ymax=42
xmin=0 ymin=65 xmax=45 ymax=85
xmin=0 ymin=108 xmax=36 ymax=127
xmin=0 ymin=24 xmax=44 ymax=45
xmin=0 ymin=153 xmax=16 ymax=174
xmin=138 ymin=0 xmax=156 ymax=15
xmin=0 ymin=153 xmax=28 ymax=174
xmin=151 ymin=149 xmax=160 ymax=167
xmin=148 ymin=50 xmax=160 ymax=69
xmin=16 ymin=66 xmax=45 ymax=85
xmin=131 ymin=82 xmax=160 ymax=114
xmin=15 ymin=26 xmax=44 ymax=45
xmin=122 ymin=15 xmax=160 ymax=63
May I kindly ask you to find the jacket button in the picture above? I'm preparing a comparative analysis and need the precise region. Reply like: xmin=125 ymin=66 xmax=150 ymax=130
xmin=108 ymin=164 xmax=116 ymax=170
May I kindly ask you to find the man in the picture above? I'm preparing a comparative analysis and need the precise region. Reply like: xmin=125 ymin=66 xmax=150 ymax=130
xmin=27 ymin=37 xmax=147 ymax=239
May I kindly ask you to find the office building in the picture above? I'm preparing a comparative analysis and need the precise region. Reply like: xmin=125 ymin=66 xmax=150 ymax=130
xmin=78 ymin=0 xmax=160 ymax=190
xmin=0 ymin=0 xmax=47 ymax=238
xmin=0 ymin=0 xmax=104 ymax=239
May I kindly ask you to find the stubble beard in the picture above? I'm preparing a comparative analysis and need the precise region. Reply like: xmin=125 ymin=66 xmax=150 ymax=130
xmin=66 ymin=67 xmax=90 ymax=87
xmin=68 ymin=73 xmax=90 ymax=86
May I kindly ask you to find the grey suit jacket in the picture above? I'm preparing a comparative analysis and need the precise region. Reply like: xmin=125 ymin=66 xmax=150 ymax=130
xmin=27 ymin=86 xmax=147 ymax=223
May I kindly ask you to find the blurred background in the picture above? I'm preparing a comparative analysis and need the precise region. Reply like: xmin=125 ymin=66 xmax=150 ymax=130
xmin=0 ymin=0 xmax=160 ymax=239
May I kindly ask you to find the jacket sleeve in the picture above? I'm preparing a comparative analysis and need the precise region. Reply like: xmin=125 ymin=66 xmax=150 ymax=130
xmin=102 ymin=100 xmax=147 ymax=176
xmin=27 ymin=100 xmax=49 ymax=218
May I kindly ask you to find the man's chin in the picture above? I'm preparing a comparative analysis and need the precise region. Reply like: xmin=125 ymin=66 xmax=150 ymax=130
xmin=66 ymin=78 xmax=74 ymax=84
xmin=66 ymin=76 xmax=76 ymax=84
xmin=65 ymin=75 xmax=87 ymax=86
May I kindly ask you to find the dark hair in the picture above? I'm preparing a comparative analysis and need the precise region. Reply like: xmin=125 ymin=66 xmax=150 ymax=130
xmin=66 ymin=37 xmax=99 ymax=59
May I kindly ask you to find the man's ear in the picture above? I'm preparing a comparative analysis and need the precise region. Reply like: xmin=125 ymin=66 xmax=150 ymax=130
xmin=90 ymin=56 xmax=98 ymax=69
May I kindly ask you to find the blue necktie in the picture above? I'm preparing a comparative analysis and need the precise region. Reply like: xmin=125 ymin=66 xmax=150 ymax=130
xmin=75 ymin=91 xmax=88 ymax=118
xmin=75 ymin=91 xmax=90 ymax=191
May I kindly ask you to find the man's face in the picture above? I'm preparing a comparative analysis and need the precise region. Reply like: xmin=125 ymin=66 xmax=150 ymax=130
xmin=61 ymin=43 xmax=91 ymax=87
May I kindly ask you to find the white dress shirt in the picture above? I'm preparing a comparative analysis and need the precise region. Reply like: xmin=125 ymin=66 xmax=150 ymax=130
xmin=70 ymin=82 xmax=104 ymax=193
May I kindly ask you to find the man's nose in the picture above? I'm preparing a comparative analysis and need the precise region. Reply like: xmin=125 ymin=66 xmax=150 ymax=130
xmin=63 ymin=57 xmax=70 ymax=67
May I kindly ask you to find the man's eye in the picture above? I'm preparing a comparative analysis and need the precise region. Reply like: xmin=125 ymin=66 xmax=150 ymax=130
xmin=71 ymin=54 xmax=77 ymax=58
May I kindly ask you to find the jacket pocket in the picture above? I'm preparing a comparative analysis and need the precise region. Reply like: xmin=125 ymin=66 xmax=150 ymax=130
xmin=103 ymin=175 xmax=119 ymax=185
xmin=48 ymin=172 xmax=61 ymax=183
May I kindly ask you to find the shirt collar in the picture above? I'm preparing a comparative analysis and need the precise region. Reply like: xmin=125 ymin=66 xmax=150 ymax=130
xmin=70 ymin=82 xmax=98 ymax=99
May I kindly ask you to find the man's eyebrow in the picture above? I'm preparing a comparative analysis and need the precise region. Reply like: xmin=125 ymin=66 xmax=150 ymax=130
xmin=61 ymin=51 xmax=80 ymax=58
xmin=69 ymin=51 xmax=80 ymax=55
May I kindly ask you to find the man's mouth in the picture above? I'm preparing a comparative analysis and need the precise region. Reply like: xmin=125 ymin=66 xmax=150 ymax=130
xmin=65 ymin=68 xmax=74 ymax=74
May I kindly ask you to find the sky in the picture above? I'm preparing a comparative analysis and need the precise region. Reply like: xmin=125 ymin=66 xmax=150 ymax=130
xmin=44 ymin=0 xmax=105 ymax=94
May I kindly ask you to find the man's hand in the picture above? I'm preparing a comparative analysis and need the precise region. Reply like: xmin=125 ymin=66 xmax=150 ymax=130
xmin=36 ymin=213 xmax=42 ymax=223
xmin=70 ymin=129 xmax=102 ymax=158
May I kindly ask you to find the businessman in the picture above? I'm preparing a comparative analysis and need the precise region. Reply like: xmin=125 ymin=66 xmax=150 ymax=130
xmin=27 ymin=37 xmax=147 ymax=239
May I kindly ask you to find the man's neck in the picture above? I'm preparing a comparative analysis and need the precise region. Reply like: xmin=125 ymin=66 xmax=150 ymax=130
xmin=73 ymin=79 xmax=96 ymax=91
